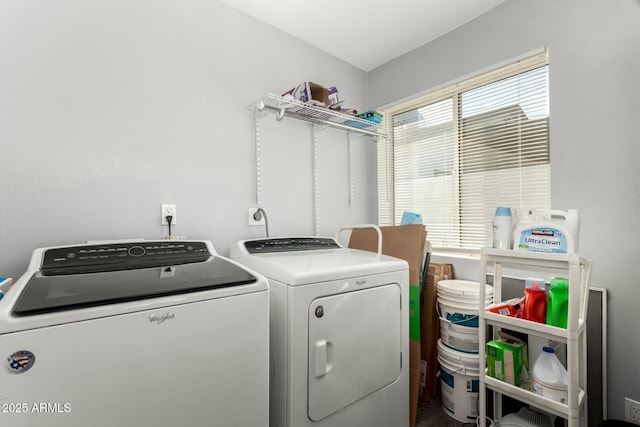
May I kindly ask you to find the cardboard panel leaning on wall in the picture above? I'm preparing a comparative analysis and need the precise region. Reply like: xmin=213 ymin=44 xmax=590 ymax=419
xmin=420 ymin=263 xmax=454 ymax=401
xmin=348 ymin=224 xmax=427 ymax=427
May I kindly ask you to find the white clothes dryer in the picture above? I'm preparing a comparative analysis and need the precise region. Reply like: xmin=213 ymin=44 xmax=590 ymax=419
xmin=0 ymin=240 xmax=269 ymax=427
xmin=230 ymin=230 xmax=409 ymax=427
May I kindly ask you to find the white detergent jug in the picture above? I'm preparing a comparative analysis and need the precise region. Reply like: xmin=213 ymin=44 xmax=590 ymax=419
xmin=532 ymin=346 xmax=568 ymax=403
xmin=514 ymin=209 xmax=580 ymax=254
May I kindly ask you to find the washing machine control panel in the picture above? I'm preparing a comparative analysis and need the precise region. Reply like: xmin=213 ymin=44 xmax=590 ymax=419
xmin=244 ymin=238 xmax=340 ymax=254
xmin=41 ymin=241 xmax=211 ymax=275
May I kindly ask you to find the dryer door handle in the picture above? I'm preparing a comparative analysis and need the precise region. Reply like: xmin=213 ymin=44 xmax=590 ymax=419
xmin=313 ymin=339 xmax=334 ymax=378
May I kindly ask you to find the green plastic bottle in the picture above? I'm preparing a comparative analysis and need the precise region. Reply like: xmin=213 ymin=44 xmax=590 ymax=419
xmin=546 ymin=277 xmax=569 ymax=328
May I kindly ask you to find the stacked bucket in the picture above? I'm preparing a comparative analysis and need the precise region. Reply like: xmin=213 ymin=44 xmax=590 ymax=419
xmin=436 ymin=279 xmax=493 ymax=423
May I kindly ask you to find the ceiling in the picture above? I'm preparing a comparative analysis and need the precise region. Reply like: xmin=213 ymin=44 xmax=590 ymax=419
xmin=220 ymin=0 xmax=508 ymax=71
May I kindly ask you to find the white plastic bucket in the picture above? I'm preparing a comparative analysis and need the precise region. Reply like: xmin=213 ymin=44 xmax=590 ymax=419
xmin=437 ymin=339 xmax=480 ymax=423
xmin=436 ymin=279 xmax=493 ymax=301
xmin=437 ymin=280 xmax=492 ymax=353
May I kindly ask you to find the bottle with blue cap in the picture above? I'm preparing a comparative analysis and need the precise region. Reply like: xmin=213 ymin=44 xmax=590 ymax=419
xmin=0 ymin=277 xmax=13 ymax=301
xmin=0 ymin=277 xmax=6 ymax=301
xmin=492 ymin=206 xmax=512 ymax=250
xmin=532 ymin=346 xmax=568 ymax=403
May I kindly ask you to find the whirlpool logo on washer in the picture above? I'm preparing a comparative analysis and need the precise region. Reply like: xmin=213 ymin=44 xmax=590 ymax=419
xmin=148 ymin=312 xmax=175 ymax=325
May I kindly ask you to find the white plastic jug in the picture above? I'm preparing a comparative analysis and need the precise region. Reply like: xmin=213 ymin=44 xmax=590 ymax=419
xmin=513 ymin=209 xmax=580 ymax=254
xmin=539 ymin=209 xmax=580 ymax=250
xmin=532 ymin=346 xmax=568 ymax=403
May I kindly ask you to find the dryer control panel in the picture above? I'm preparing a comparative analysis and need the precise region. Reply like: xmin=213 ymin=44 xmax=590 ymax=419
xmin=244 ymin=238 xmax=340 ymax=254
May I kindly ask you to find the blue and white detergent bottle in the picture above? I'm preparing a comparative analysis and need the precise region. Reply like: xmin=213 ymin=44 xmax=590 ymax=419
xmin=0 ymin=277 xmax=13 ymax=301
xmin=513 ymin=209 xmax=580 ymax=254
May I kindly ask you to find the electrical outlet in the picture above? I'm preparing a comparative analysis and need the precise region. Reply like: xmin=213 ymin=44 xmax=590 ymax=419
xmin=626 ymin=397 xmax=640 ymax=424
xmin=161 ymin=204 xmax=177 ymax=225
xmin=248 ymin=207 xmax=265 ymax=226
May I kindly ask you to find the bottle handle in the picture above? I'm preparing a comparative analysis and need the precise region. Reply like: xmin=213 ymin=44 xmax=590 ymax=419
xmin=542 ymin=210 xmax=568 ymax=220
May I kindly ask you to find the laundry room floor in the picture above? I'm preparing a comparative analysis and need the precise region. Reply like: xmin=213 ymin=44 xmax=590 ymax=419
xmin=416 ymin=398 xmax=468 ymax=426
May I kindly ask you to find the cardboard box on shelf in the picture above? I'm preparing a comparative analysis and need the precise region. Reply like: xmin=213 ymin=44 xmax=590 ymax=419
xmin=357 ymin=110 xmax=383 ymax=123
xmin=327 ymin=86 xmax=340 ymax=107
xmin=282 ymin=81 xmax=330 ymax=107
xmin=420 ymin=263 xmax=454 ymax=401
xmin=486 ymin=336 xmax=529 ymax=386
xmin=348 ymin=224 xmax=427 ymax=427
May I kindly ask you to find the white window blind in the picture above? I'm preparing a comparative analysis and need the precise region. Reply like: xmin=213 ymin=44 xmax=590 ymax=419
xmin=378 ymin=50 xmax=550 ymax=251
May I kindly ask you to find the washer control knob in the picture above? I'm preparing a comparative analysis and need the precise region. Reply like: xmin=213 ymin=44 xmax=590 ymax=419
xmin=128 ymin=246 xmax=146 ymax=257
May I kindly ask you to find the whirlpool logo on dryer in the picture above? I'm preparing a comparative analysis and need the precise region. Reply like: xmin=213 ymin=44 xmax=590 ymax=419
xmin=148 ymin=312 xmax=175 ymax=325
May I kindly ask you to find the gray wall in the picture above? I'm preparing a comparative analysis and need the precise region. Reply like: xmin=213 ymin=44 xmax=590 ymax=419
xmin=0 ymin=0 xmax=373 ymax=278
xmin=369 ymin=0 xmax=640 ymax=420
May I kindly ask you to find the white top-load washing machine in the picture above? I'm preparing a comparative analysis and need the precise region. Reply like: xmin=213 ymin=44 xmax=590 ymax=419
xmin=0 ymin=240 xmax=269 ymax=427
xmin=230 ymin=228 xmax=409 ymax=427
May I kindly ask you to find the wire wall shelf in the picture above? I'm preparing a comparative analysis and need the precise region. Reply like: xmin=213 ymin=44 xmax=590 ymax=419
xmin=248 ymin=93 xmax=386 ymax=138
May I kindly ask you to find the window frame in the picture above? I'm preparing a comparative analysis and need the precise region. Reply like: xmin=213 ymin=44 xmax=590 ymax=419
xmin=377 ymin=48 xmax=550 ymax=253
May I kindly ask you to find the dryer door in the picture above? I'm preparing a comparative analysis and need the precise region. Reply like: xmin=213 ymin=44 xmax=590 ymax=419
xmin=307 ymin=284 xmax=401 ymax=421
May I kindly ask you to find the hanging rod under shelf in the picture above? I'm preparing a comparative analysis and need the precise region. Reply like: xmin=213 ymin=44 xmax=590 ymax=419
xmin=248 ymin=93 xmax=387 ymax=138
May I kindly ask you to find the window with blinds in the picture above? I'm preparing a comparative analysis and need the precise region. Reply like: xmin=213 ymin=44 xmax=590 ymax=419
xmin=378 ymin=50 xmax=550 ymax=251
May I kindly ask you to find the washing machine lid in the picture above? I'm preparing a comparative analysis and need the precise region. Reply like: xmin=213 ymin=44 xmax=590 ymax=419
xmin=11 ymin=241 xmax=259 ymax=316
xmin=233 ymin=241 xmax=407 ymax=285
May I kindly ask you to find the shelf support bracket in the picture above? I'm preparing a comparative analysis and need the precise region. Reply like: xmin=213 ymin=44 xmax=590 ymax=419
xmin=348 ymin=133 xmax=354 ymax=206
xmin=254 ymin=101 xmax=270 ymax=120
xmin=253 ymin=109 xmax=263 ymax=205
xmin=349 ymin=132 xmax=367 ymax=140
xmin=312 ymin=124 xmax=320 ymax=236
